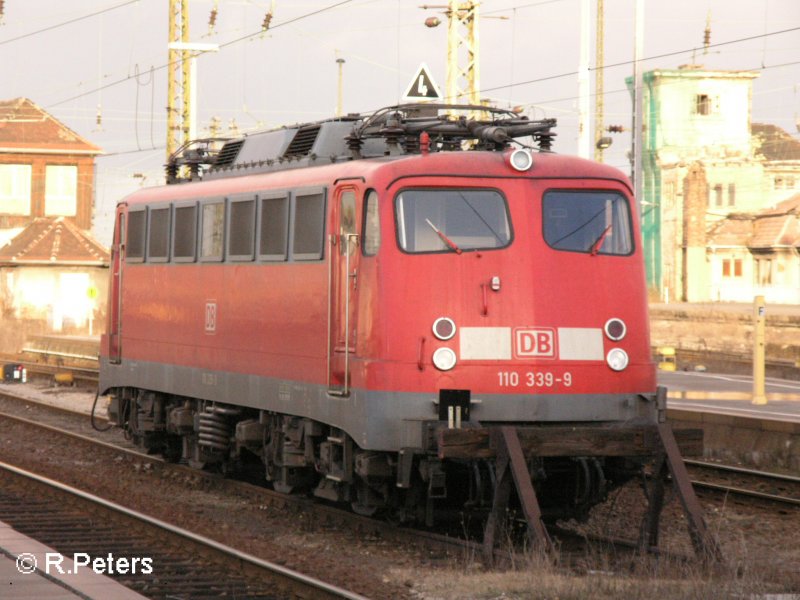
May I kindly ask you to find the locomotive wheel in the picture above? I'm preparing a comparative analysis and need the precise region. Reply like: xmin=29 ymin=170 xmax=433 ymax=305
xmin=272 ymin=481 xmax=294 ymax=495
xmin=351 ymin=481 xmax=379 ymax=517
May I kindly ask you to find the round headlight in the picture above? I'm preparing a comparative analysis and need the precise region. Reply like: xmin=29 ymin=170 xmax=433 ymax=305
xmin=509 ymin=148 xmax=533 ymax=172
xmin=432 ymin=347 xmax=457 ymax=371
xmin=432 ymin=317 xmax=457 ymax=341
xmin=606 ymin=348 xmax=629 ymax=371
xmin=604 ymin=318 xmax=627 ymax=341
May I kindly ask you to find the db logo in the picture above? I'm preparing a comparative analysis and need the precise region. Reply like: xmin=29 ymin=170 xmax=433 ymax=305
xmin=205 ymin=301 xmax=217 ymax=333
xmin=514 ymin=328 xmax=556 ymax=359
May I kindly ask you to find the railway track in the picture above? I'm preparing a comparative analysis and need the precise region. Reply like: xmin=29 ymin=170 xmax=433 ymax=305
xmin=686 ymin=459 xmax=800 ymax=508
xmin=0 ymin=461 xmax=367 ymax=600
xmin=0 ymin=393 xmax=481 ymax=597
xmin=0 ymin=390 xmax=692 ymax=571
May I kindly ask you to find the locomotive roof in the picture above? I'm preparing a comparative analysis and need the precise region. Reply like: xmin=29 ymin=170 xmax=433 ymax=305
xmin=124 ymin=147 xmax=631 ymax=208
xmin=165 ymin=103 xmax=559 ymax=184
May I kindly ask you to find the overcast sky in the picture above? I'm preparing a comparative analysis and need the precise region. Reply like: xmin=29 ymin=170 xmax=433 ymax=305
xmin=2 ymin=0 xmax=799 ymax=244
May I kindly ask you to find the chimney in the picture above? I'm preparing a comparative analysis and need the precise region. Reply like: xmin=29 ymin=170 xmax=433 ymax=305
xmin=682 ymin=163 xmax=709 ymax=301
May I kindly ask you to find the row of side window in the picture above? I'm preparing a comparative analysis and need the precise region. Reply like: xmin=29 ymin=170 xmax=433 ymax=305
xmin=125 ymin=188 xmax=326 ymax=263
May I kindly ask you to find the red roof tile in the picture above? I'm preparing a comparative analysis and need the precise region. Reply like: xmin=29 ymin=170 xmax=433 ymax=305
xmin=751 ymin=123 xmax=800 ymax=162
xmin=707 ymin=214 xmax=754 ymax=246
xmin=0 ymin=98 xmax=102 ymax=155
xmin=709 ymin=193 xmax=800 ymax=248
xmin=0 ymin=217 xmax=109 ymax=265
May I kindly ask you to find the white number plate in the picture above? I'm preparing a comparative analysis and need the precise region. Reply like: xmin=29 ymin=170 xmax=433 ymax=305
xmin=497 ymin=371 xmax=573 ymax=388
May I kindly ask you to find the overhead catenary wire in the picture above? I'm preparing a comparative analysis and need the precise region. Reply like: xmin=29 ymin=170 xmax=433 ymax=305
xmin=89 ymin=50 xmax=800 ymax=161
xmin=48 ymin=0 xmax=357 ymax=109
xmin=7 ymin=1 xmax=790 ymax=164
xmin=41 ymin=6 xmax=798 ymax=112
xmin=476 ymin=25 xmax=800 ymax=97
xmin=0 ymin=0 xmax=139 ymax=47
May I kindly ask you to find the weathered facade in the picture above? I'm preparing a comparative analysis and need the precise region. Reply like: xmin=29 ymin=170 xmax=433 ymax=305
xmin=633 ymin=66 xmax=800 ymax=302
xmin=0 ymin=217 xmax=109 ymax=351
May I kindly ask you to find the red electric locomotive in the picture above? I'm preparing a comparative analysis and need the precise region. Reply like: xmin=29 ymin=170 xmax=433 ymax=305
xmin=99 ymin=104 xmax=687 ymax=537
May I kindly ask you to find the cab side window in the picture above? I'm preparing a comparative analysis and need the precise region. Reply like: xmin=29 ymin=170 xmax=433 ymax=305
xmin=362 ymin=190 xmax=380 ymax=256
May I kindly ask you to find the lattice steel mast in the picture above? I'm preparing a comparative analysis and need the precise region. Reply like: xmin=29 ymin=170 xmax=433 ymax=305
xmin=167 ymin=0 xmax=191 ymax=162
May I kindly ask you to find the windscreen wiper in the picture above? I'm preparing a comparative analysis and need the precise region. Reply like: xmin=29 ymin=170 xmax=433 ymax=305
xmin=589 ymin=225 xmax=612 ymax=256
xmin=425 ymin=218 xmax=462 ymax=254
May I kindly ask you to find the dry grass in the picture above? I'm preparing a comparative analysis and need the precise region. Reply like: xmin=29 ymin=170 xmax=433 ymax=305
xmin=389 ymin=461 xmax=800 ymax=600
xmin=392 ymin=536 xmax=786 ymax=600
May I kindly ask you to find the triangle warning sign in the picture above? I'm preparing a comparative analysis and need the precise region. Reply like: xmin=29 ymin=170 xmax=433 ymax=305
xmin=403 ymin=63 xmax=442 ymax=100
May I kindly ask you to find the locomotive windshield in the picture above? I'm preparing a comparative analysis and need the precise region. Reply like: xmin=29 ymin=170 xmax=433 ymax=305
xmin=542 ymin=191 xmax=633 ymax=256
xmin=396 ymin=189 xmax=512 ymax=253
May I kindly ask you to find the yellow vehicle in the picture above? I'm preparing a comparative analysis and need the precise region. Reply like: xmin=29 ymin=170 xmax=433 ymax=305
xmin=657 ymin=346 xmax=677 ymax=371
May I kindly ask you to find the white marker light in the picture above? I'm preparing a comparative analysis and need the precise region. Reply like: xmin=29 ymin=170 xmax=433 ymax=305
xmin=606 ymin=348 xmax=629 ymax=371
xmin=509 ymin=148 xmax=533 ymax=172
xmin=432 ymin=347 xmax=457 ymax=371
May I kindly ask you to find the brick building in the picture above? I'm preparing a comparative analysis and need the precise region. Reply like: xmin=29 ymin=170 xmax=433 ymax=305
xmin=0 ymin=98 xmax=107 ymax=350
xmin=0 ymin=97 xmax=101 ymax=241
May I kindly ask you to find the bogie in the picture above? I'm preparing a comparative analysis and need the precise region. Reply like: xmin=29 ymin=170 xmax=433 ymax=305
xmin=106 ymin=388 xmax=622 ymax=525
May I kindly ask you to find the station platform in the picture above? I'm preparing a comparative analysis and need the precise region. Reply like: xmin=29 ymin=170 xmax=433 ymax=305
xmin=660 ymin=370 xmax=800 ymax=424
xmin=667 ymin=393 xmax=800 ymax=424
xmin=0 ymin=521 xmax=146 ymax=600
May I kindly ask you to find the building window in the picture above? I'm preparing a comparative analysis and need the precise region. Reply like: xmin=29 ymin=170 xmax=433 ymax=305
xmin=787 ymin=176 xmax=796 ymax=189
xmin=0 ymin=164 xmax=32 ymax=215
xmin=714 ymin=184 xmax=723 ymax=207
xmin=728 ymin=183 xmax=736 ymax=207
xmin=756 ymin=259 xmax=772 ymax=286
xmin=695 ymin=94 xmax=711 ymax=116
xmin=722 ymin=258 xmax=743 ymax=278
xmin=774 ymin=177 xmax=784 ymax=190
xmin=45 ymin=165 xmax=78 ymax=216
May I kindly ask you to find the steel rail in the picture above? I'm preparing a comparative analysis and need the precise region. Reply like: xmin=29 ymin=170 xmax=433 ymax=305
xmin=0 ymin=408 xmax=152 ymax=461
xmin=0 ymin=394 xmax=479 ymax=564
xmin=685 ymin=459 xmax=800 ymax=484
xmin=0 ymin=460 xmax=371 ymax=600
xmin=685 ymin=459 xmax=800 ymax=508
xmin=690 ymin=480 xmax=800 ymax=507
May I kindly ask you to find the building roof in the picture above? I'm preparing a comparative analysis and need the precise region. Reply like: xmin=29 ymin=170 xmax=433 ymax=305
xmin=708 ymin=193 xmax=800 ymax=249
xmin=0 ymin=217 xmax=109 ymax=266
xmin=639 ymin=66 xmax=760 ymax=82
xmin=0 ymin=97 xmax=102 ymax=155
xmin=752 ymin=123 xmax=800 ymax=162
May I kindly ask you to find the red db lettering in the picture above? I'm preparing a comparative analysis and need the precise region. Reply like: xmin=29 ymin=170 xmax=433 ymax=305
xmin=514 ymin=328 xmax=556 ymax=359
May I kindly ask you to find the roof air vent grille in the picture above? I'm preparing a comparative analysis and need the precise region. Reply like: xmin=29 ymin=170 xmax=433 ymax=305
xmin=284 ymin=125 xmax=321 ymax=158
xmin=214 ymin=139 xmax=244 ymax=167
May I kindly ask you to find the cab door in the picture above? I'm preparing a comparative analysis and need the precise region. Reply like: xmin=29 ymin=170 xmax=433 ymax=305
xmin=108 ymin=205 xmax=126 ymax=363
xmin=328 ymin=187 xmax=362 ymax=395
